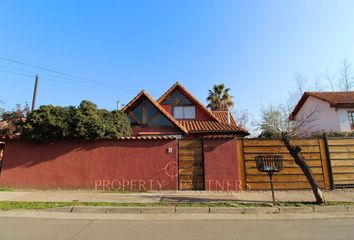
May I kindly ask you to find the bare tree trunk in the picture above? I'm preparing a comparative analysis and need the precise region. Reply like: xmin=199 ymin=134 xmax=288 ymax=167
xmin=281 ymin=133 xmax=325 ymax=204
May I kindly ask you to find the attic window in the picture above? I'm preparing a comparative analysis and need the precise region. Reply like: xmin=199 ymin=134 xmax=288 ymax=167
xmin=348 ymin=111 xmax=354 ymax=130
xmin=128 ymin=98 xmax=173 ymax=127
xmin=173 ymin=106 xmax=195 ymax=119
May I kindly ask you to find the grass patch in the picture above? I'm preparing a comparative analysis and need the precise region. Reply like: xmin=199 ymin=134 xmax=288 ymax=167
xmin=0 ymin=202 xmax=70 ymax=211
xmin=0 ymin=201 xmax=353 ymax=211
xmin=0 ymin=187 xmax=13 ymax=192
xmin=276 ymin=202 xmax=317 ymax=207
xmin=0 ymin=201 xmax=269 ymax=210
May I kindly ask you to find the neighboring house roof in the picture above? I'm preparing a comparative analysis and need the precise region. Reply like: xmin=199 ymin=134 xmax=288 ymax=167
xmin=157 ymin=82 xmax=220 ymax=122
xmin=290 ymin=91 xmax=354 ymax=120
xmin=121 ymin=90 xmax=188 ymax=134
xmin=211 ymin=111 xmax=237 ymax=127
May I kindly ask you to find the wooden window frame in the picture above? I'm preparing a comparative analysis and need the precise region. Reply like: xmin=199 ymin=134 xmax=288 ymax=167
xmin=172 ymin=105 xmax=196 ymax=120
xmin=348 ymin=111 xmax=354 ymax=130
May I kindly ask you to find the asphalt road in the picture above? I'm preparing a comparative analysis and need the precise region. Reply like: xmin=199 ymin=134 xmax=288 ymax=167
xmin=0 ymin=217 xmax=353 ymax=240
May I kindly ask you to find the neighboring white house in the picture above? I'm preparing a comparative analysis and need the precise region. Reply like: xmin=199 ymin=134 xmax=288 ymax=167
xmin=290 ymin=91 xmax=354 ymax=133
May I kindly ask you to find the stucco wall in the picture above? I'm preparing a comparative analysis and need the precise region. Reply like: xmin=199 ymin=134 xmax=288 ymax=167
xmin=295 ymin=96 xmax=341 ymax=132
xmin=203 ymin=139 xmax=241 ymax=191
xmin=296 ymin=96 xmax=354 ymax=133
xmin=337 ymin=108 xmax=354 ymax=132
xmin=0 ymin=140 xmax=178 ymax=190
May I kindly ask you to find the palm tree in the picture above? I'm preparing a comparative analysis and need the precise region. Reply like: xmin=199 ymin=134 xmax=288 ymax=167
xmin=206 ymin=84 xmax=234 ymax=111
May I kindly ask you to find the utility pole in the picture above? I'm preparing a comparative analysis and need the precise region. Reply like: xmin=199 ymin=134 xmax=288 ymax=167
xmin=116 ymin=100 xmax=120 ymax=111
xmin=31 ymin=74 xmax=39 ymax=112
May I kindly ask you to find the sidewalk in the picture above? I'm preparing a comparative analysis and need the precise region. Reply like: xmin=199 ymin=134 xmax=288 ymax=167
xmin=0 ymin=189 xmax=354 ymax=203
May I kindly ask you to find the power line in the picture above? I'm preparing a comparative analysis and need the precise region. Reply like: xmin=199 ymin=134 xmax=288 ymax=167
xmin=0 ymin=64 xmax=130 ymax=92
xmin=0 ymin=67 xmax=141 ymax=96
xmin=0 ymin=69 xmax=132 ymax=93
xmin=0 ymin=69 xmax=34 ymax=78
xmin=0 ymin=57 xmax=168 ymax=99
xmin=0 ymin=56 xmax=137 ymax=93
xmin=0 ymin=64 xmax=38 ymax=75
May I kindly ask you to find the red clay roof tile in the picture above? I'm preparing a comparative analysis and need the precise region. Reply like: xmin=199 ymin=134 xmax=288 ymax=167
xmin=211 ymin=111 xmax=237 ymax=127
xmin=178 ymin=120 xmax=247 ymax=134
xmin=117 ymin=136 xmax=176 ymax=140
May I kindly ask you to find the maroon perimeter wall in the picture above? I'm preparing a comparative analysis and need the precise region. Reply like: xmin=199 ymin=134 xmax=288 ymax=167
xmin=0 ymin=139 xmax=178 ymax=191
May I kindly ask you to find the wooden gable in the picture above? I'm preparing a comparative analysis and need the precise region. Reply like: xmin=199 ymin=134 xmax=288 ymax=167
xmin=157 ymin=82 xmax=219 ymax=121
xmin=122 ymin=91 xmax=188 ymax=134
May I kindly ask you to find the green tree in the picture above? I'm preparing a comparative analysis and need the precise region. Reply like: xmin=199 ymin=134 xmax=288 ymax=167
xmin=206 ymin=84 xmax=234 ymax=111
xmin=22 ymin=105 xmax=73 ymax=141
xmin=71 ymin=101 xmax=105 ymax=140
xmin=20 ymin=100 xmax=132 ymax=141
xmin=99 ymin=109 xmax=132 ymax=139
xmin=73 ymin=101 xmax=131 ymax=140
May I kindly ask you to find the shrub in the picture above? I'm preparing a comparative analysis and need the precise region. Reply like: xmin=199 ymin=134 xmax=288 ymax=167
xmin=2 ymin=100 xmax=132 ymax=141
xmin=0 ymin=104 xmax=29 ymax=139
xmin=21 ymin=105 xmax=74 ymax=141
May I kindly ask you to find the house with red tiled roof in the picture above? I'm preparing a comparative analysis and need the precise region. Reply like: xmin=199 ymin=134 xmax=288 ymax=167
xmin=290 ymin=91 xmax=354 ymax=133
xmin=122 ymin=82 xmax=248 ymax=139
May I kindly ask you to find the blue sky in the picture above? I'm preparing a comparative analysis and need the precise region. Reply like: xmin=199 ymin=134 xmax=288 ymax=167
xmin=1 ymin=1 xmax=354 ymax=120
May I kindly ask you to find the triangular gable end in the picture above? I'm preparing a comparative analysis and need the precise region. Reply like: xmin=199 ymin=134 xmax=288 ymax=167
xmin=122 ymin=90 xmax=188 ymax=133
xmin=157 ymin=82 xmax=220 ymax=122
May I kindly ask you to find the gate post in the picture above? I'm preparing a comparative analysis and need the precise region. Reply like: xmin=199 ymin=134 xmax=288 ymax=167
xmin=323 ymin=134 xmax=335 ymax=190
xmin=237 ymin=139 xmax=247 ymax=191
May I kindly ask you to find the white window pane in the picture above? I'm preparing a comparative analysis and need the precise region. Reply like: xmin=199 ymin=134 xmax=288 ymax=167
xmin=184 ymin=106 xmax=195 ymax=119
xmin=173 ymin=106 xmax=184 ymax=119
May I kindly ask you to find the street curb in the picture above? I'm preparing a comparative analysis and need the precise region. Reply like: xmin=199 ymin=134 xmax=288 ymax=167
xmin=72 ymin=206 xmax=107 ymax=213
xmin=313 ymin=206 xmax=348 ymax=213
xmin=244 ymin=207 xmax=279 ymax=214
xmin=40 ymin=206 xmax=73 ymax=213
xmin=40 ymin=206 xmax=354 ymax=214
xmin=175 ymin=207 xmax=210 ymax=213
xmin=347 ymin=207 xmax=354 ymax=212
xmin=106 ymin=207 xmax=141 ymax=214
xmin=140 ymin=207 xmax=176 ymax=214
xmin=278 ymin=207 xmax=314 ymax=213
xmin=209 ymin=207 xmax=245 ymax=214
